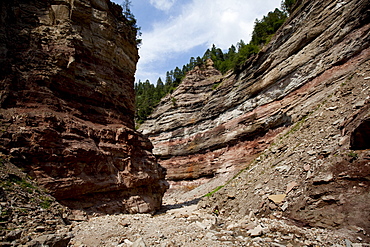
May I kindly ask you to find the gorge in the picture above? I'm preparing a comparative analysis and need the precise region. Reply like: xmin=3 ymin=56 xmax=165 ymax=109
xmin=0 ymin=0 xmax=369 ymax=246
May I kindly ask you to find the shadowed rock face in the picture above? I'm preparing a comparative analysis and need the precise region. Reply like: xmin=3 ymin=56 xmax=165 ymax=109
xmin=140 ymin=0 xmax=370 ymax=238
xmin=350 ymin=117 xmax=370 ymax=150
xmin=0 ymin=0 xmax=168 ymax=215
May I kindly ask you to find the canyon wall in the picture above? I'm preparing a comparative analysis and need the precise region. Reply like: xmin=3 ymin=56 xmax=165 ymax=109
xmin=0 ymin=0 xmax=167 ymax=215
xmin=141 ymin=0 xmax=369 ymax=187
xmin=140 ymin=0 xmax=370 ymax=239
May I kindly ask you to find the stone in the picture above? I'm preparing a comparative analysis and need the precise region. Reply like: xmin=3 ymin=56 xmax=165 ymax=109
xmin=268 ymin=194 xmax=287 ymax=204
xmin=339 ymin=136 xmax=349 ymax=146
xmin=244 ymin=223 xmax=257 ymax=230
xmin=28 ymin=233 xmax=73 ymax=247
xmin=285 ymin=182 xmax=299 ymax=194
xmin=327 ymin=106 xmax=338 ymax=111
xmin=322 ymin=195 xmax=336 ymax=201
xmin=345 ymin=239 xmax=352 ymax=247
xmin=269 ymin=202 xmax=278 ymax=210
xmin=352 ymin=244 xmax=363 ymax=247
xmin=196 ymin=221 xmax=207 ymax=230
xmin=313 ymin=173 xmax=334 ymax=184
xmin=255 ymin=183 xmax=263 ymax=190
xmin=281 ymin=202 xmax=289 ymax=212
xmin=247 ymin=225 xmax=264 ymax=237
xmin=303 ymin=164 xmax=311 ymax=171
xmin=353 ymin=100 xmax=366 ymax=109
xmin=307 ymin=150 xmax=316 ymax=155
xmin=196 ymin=218 xmax=215 ymax=230
xmin=205 ymin=232 xmax=217 ymax=240
xmin=271 ymin=243 xmax=286 ymax=247
xmin=275 ymin=165 xmax=292 ymax=173
xmin=124 ymin=239 xmax=133 ymax=245
xmin=132 ymin=238 xmax=147 ymax=247
xmin=51 ymin=5 xmax=70 ymax=21
xmin=306 ymin=171 xmax=314 ymax=179
xmin=226 ymin=223 xmax=239 ymax=230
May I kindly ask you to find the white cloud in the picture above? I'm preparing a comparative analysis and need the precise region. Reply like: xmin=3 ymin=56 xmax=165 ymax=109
xmin=136 ymin=0 xmax=281 ymax=83
xmin=149 ymin=0 xmax=176 ymax=11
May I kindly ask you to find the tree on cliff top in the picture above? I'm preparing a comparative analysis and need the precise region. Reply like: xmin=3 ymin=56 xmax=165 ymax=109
xmin=281 ymin=0 xmax=297 ymax=14
xmin=122 ymin=0 xmax=142 ymax=45
xmin=250 ymin=8 xmax=287 ymax=46
xmin=135 ymin=3 xmax=289 ymax=124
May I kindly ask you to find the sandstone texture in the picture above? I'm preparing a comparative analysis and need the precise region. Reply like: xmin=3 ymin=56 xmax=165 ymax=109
xmin=140 ymin=0 xmax=370 ymax=242
xmin=0 ymin=0 xmax=167 ymax=215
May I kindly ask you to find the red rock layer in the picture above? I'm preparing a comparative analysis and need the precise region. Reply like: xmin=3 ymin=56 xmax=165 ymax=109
xmin=140 ymin=0 xmax=370 ymax=240
xmin=0 ymin=0 xmax=168 ymax=215
xmin=140 ymin=0 xmax=369 ymax=203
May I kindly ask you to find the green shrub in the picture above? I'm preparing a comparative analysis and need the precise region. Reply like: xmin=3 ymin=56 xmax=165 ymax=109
xmin=40 ymin=196 xmax=53 ymax=209
xmin=347 ymin=151 xmax=358 ymax=159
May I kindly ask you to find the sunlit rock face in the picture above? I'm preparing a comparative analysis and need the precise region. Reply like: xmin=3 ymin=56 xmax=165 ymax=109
xmin=140 ymin=0 xmax=370 ymax=235
xmin=0 ymin=0 xmax=168 ymax=215
xmin=140 ymin=0 xmax=370 ymax=187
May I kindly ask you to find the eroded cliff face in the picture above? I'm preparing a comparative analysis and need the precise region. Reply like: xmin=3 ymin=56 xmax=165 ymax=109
xmin=0 ymin=0 xmax=168 ymax=215
xmin=140 ymin=0 xmax=370 ymax=239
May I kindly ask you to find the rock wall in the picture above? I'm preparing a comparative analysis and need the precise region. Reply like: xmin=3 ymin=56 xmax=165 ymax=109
xmin=0 ymin=0 xmax=168 ymax=215
xmin=200 ymin=56 xmax=370 ymax=240
xmin=140 ymin=0 xmax=370 ymax=236
xmin=140 ymin=0 xmax=369 ymax=186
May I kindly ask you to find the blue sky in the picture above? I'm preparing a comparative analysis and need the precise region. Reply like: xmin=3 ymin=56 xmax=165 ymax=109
xmin=112 ymin=0 xmax=282 ymax=84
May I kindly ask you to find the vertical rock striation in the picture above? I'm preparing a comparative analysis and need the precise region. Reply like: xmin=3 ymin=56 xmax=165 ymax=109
xmin=0 ymin=0 xmax=168 ymax=215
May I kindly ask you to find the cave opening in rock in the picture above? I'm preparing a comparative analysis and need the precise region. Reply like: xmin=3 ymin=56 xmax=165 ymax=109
xmin=350 ymin=118 xmax=370 ymax=150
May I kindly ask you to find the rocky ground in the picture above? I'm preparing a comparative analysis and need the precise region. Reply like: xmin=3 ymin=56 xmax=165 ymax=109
xmin=1 ymin=155 xmax=369 ymax=247
xmin=0 ymin=159 xmax=73 ymax=247
xmin=68 ymin=187 xmax=368 ymax=247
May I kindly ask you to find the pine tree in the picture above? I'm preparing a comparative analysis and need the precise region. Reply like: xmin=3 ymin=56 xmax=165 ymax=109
xmin=134 ymin=4 xmax=289 ymax=124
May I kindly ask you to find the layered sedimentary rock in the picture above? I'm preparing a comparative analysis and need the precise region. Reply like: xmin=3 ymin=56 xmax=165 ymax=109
xmin=140 ymin=0 xmax=370 ymax=236
xmin=200 ymin=61 xmax=370 ymax=240
xmin=0 ymin=0 xmax=167 ymax=214
xmin=140 ymin=1 xmax=369 ymax=180
xmin=141 ymin=60 xmax=285 ymax=190
xmin=141 ymin=0 xmax=369 ymax=187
